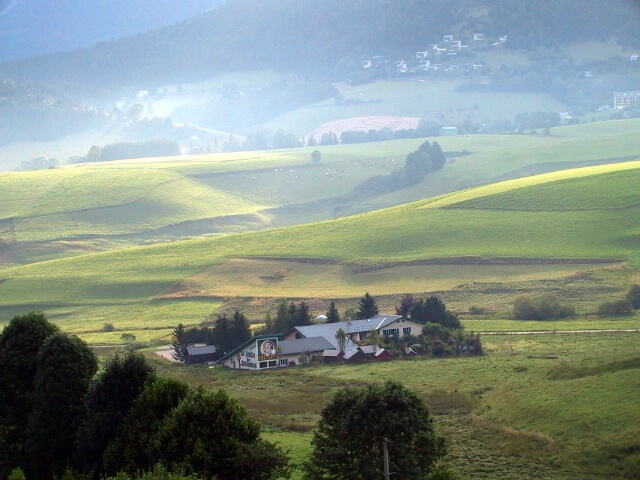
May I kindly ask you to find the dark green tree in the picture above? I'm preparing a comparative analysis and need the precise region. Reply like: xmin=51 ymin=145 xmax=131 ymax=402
xmin=273 ymin=299 xmax=290 ymax=333
xmin=396 ymin=294 xmax=415 ymax=316
xmin=304 ymin=381 xmax=445 ymax=480
xmin=287 ymin=301 xmax=299 ymax=329
xmin=171 ymin=323 xmax=190 ymax=361
xmin=357 ymin=292 xmax=379 ymax=319
xmin=24 ymin=333 xmax=98 ymax=480
xmin=402 ymin=139 xmax=432 ymax=184
xmin=229 ymin=310 xmax=252 ymax=350
xmin=153 ymin=387 xmax=292 ymax=479
xmin=410 ymin=296 xmax=461 ymax=329
xmin=430 ymin=141 xmax=446 ymax=170
xmin=311 ymin=149 xmax=321 ymax=163
xmin=75 ymin=351 xmax=155 ymax=476
xmin=213 ymin=314 xmax=231 ymax=353
xmin=295 ymin=301 xmax=312 ymax=326
xmin=325 ymin=301 xmax=341 ymax=323
xmin=102 ymin=377 xmax=191 ymax=476
xmin=627 ymin=284 xmax=640 ymax=309
xmin=0 ymin=311 xmax=59 ymax=477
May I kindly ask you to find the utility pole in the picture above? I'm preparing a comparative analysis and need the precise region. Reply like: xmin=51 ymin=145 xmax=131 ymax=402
xmin=383 ymin=438 xmax=391 ymax=480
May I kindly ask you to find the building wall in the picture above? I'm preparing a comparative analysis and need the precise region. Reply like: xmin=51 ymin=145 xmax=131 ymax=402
xmin=379 ymin=318 xmax=424 ymax=338
xmin=223 ymin=337 xmax=280 ymax=370
xmin=280 ymin=351 xmax=321 ymax=366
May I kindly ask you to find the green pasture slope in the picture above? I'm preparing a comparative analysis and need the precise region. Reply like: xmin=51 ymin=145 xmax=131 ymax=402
xmin=1 ymin=159 xmax=640 ymax=341
xmin=2 ymin=119 xmax=640 ymax=268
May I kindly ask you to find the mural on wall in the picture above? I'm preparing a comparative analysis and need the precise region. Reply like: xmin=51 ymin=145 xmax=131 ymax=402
xmin=237 ymin=345 xmax=257 ymax=369
xmin=258 ymin=338 xmax=278 ymax=362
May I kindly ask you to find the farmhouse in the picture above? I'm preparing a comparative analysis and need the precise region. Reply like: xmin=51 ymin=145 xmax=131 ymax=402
xmin=219 ymin=335 xmax=334 ymax=370
xmin=219 ymin=335 xmax=281 ymax=370
xmin=218 ymin=314 xmax=425 ymax=370
xmin=284 ymin=314 xmax=424 ymax=346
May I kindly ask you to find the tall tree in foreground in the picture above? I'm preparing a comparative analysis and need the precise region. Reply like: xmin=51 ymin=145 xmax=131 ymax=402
xmin=304 ymin=381 xmax=446 ymax=480
xmin=153 ymin=387 xmax=292 ymax=479
xmin=102 ymin=377 xmax=191 ymax=476
xmin=24 ymin=333 xmax=98 ymax=480
xmin=357 ymin=292 xmax=379 ymax=319
xmin=75 ymin=351 xmax=156 ymax=476
xmin=0 ymin=312 xmax=59 ymax=477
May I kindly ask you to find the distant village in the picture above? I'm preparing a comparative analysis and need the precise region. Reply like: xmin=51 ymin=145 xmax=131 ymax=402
xmin=360 ymin=33 xmax=503 ymax=76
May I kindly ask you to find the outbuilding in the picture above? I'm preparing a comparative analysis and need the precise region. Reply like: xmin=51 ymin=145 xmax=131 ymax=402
xmin=184 ymin=345 xmax=217 ymax=365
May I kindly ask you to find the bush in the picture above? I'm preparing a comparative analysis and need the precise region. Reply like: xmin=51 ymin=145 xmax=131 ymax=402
xmin=468 ymin=306 xmax=487 ymax=315
xmin=627 ymin=284 xmax=640 ymax=309
xmin=597 ymin=299 xmax=634 ymax=316
xmin=102 ymin=323 xmax=116 ymax=332
xmin=513 ymin=295 xmax=574 ymax=320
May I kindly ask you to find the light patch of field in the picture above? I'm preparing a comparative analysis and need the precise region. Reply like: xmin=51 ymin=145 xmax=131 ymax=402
xmin=306 ymin=116 xmax=420 ymax=143
xmin=168 ymin=258 xmax=618 ymax=298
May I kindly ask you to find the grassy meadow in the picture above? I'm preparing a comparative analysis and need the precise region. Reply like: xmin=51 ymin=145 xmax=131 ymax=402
xmin=1 ymin=118 xmax=639 ymax=478
xmin=2 ymin=120 xmax=640 ymax=268
xmin=2 ymin=156 xmax=640 ymax=341
xmin=145 ymin=331 xmax=640 ymax=479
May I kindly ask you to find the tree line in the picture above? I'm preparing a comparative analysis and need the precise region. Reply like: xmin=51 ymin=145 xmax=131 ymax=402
xmin=0 ymin=312 xmax=290 ymax=480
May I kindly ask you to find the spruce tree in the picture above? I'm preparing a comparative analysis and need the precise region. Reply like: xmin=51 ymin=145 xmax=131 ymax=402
xmin=170 ymin=323 xmax=189 ymax=361
xmin=357 ymin=292 xmax=379 ymax=319
xmin=326 ymin=301 xmax=341 ymax=323
xmin=229 ymin=310 xmax=251 ymax=349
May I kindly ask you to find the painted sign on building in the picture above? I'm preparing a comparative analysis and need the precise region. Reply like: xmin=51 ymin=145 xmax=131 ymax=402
xmin=258 ymin=338 xmax=278 ymax=361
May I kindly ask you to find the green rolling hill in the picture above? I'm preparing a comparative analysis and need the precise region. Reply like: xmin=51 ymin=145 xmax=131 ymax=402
xmin=1 ymin=157 xmax=639 ymax=341
xmin=2 ymin=119 xmax=640 ymax=268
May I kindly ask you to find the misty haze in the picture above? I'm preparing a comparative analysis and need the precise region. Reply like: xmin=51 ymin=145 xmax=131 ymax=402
xmin=0 ymin=1 xmax=639 ymax=479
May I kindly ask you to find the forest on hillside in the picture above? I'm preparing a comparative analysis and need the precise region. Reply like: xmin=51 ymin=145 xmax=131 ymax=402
xmin=1 ymin=0 xmax=638 ymax=88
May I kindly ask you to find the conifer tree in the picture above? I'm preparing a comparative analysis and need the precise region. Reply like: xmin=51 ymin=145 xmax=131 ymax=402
xmin=326 ymin=302 xmax=341 ymax=323
xmin=357 ymin=292 xmax=379 ymax=319
xmin=170 ymin=323 xmax=189 ymax=361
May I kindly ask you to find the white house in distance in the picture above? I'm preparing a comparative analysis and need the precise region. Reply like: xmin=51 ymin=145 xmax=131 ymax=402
xmin=284 ymin=314 xmax=424 ymax=347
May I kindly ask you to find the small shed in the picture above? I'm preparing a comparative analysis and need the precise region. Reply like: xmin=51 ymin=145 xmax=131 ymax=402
xmin=360 ymin=345 xmax=393 ymax=361
xmin=343 ymin=349 xmax=368 ymax=364
xmin=323 ymin=349 xmax=344 ymax=364
xmin=184 ymin=345 xmax=217 ymax=365
xmin=439 ymin=126 xmax=458 ymax=136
